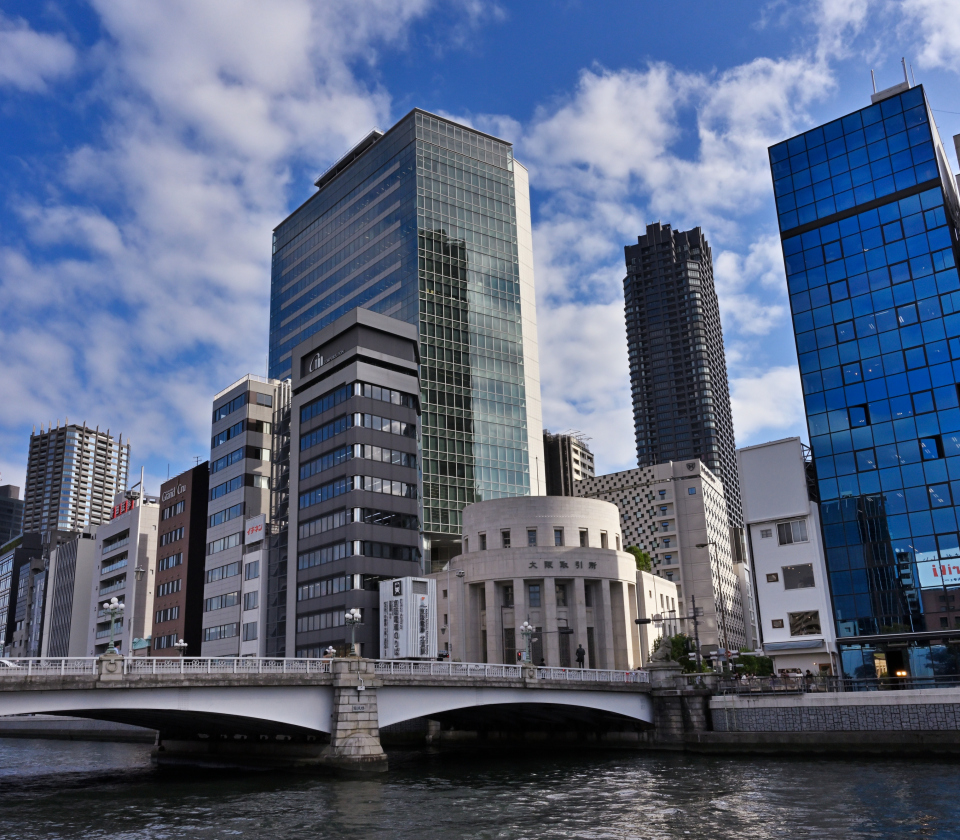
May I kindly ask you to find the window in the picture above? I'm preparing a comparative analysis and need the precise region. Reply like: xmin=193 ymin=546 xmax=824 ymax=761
xmin=296 ymin=609 xmax=347 ymax=633
xmin=211 ymin=446 xmax=244 ymax=474
xmin=464 ymin=538 xmax=468 ymax=552
xmin=205 ymin=591 xmax=240 ymax=612
xmin=788 ymin=610 xmax=821 ymax=636
xmin=213 ymin=393 xmax=247 ymax=423
xmin=528 ymin=584 xmax=542 ymax=608
xmin=155 ymin=606 xmax=179 ymax=623
xmin=300 ymin=383 xmax=354 ymax=423
xmin=300 ymin=414 xmax=353 ymax=451
xmin=554 ymin=529 xmax=564 ymax=546
xmin=205 ymin=561 xmax=241 ymax=584
xmin=501 ymin=530 xmax=511 ymax=549
xmin=207 ymin=532 xmax=242 ymax=556
xmin=502 ymin=585 xmax=514 ymax=607
xmin=212 ymin=420 xmax=245 ymax=449
xmin=783 ymin=564 xmax=816 ymax=590
xmin=479 ymin=533 xmax=487 ymax=550
xmin=760 ymin=529 xmax=773 ymax=539
xmin=777 ymin=519 xmax=808 ymax=545
xmin=527 ymin=529 xmax=537 ymax=546
xmin=579 ymin=529 xmax=588 ymax=547
xmin=297 ymin=576 xmax=353 ymax=601
xmin=244 ymin=591 xmax=258 ymax=611
xmin=154 ymin=634 xmax=177 ymax=650
xmin=256 ymin=393 xmax=273 ymax=407
xmin=355 ymin=475 xmax=417 ymax=498
xmin=359 ymin=413 xmax=416 ymax=438
xmin=299 ymin=477 xmax=354 ymax=509
xmin=160 ymin=528 xmax=184 ymax=547
xmin=159 ymin=553 xmax=182 ymax=571
xmin=584 ymin=585 xmax=593 ymax=607
xmin=157 ymin=579 xmax=181 ymax=597
xmin=298 ymin=509 xmax=350 ymax=540
xmin=556 ymin=584 xmax=568 ymax=607
xmin=243 ymin=621 xmax=258 ymax=641
xmin=299 ymin=444 xmax=353 ymax=481
xmin=210 ymin=475 xmax=243 ymax=501
xmin=688 ymin=487 xmax=696 ymax=495
xmin=600 ymin=531 xmax=608 ymax=549
xmin=297 ymin=541 xmax=352 ymax=570
xmin=360 ymin=382 xmax=417 ymax=409
xmin=766 ymin=572 xmax=780 ymax=583
xmin=616 ymin=535 xmax=621 ymax=550
xmin=162 ymin=501 xmax=185 ymax=520
xmin=244 ymin=560 xmax=260 ymax=580
xmin=209 ymin=503 xmax=243 ymax=528
xmin=204 ymin=623 xmax=239 ymax=642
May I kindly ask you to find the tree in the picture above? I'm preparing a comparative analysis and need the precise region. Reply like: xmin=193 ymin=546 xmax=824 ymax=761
xmin=653 ymin=632 xmax=706 ymax=672
xmin=736 ymin=648 xmax=774 ymax=676
xmin=626 ymin=545 xmax=652 ymax=572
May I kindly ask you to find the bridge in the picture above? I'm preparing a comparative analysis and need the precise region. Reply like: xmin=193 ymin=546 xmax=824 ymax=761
xmin=0 ymin=655 xmax=662 ymax=770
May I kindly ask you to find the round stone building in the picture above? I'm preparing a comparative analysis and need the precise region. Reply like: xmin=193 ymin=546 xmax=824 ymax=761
xmin=430 ymin=496 xmax=647 ymax=670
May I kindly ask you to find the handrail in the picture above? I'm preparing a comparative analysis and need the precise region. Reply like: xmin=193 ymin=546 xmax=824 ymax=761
xmin=0 ymin=657 xmax=648 ymax=684
xmin=717 ymin=674 xmax=960 ymax=695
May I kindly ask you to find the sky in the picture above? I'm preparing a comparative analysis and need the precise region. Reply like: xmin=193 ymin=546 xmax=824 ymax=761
xmin=2 ymin=0 xmax=960 ymax=495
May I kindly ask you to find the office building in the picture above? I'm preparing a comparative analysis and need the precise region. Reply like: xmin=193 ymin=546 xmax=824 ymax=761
xmin=431 ymin=496 xmax=644 ymax=669
xmin=0 ymin=486 xmax=23 ymax=545
xmin=289 ymin=309 xmax=423 ymax=657
xmin=738 ymin=437 xmax=838 ymax=674
xmin=202 ymin=375 xmax=283 ymax=656
xmin=8 ymin=552 xmax=47 ymax=656
xmin=151 ymin=464 xmax=209 ymax=656
xmin=770 ymin=80 xmax=960 ymax=677
xmin=624 ymin=222 xmax=742 ymax=528
xmin=542 ymin=431 xmax=595 ymax=496
xmin=269 ymin=110 xmax=545 ymax=569
xmin=636 ymin=570 xmax=681 ymax=666
xmin=41 ymin=530 xmax=98 ymax=657
xmin=0 ymin=534 xmax=42 ymax=653
xmin=576 ymin=461 xmax=747 ymax=650
xmin=87 ymin=490 xmax=159 ymax=656
xmin=23 ymin=423 xmax=130 ymax=534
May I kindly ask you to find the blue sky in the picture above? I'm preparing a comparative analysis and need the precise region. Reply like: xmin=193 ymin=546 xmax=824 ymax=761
xmin=1 ymin=0 xmax=960 ymax=494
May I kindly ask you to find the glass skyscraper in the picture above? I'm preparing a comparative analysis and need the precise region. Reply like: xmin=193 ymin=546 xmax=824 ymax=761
xmin=771 ymin=82 xmax=960 ymax=678
xmin=269 ymin=110 xmax=544 ymax=567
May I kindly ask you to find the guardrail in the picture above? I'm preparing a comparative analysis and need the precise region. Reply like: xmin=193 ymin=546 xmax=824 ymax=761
xmin=0 ymin=657 xmax=648 ymax=684
xmin=718 ymin=674 xmax=960 ymax=694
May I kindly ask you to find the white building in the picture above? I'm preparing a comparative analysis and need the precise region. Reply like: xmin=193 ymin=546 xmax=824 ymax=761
xmin=737 ymin=437 xmax=838 ymax=675
xmin=431 ymin=496 xmax=645 ymax=669
xmin=86 ymin=490 xmax=159 ymax=656
xmin=576 ymin=460 xmax=746 ymax=651
xmin=636 ymin=570 xmax=680 ymax=664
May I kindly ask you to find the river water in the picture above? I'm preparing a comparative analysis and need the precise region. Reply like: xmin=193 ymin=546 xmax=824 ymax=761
xmin=0 ymin=739 xmax=958 ymax=839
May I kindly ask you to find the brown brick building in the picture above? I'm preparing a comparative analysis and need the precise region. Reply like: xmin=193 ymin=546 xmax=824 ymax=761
xmin=152 ymin=464 xmax=209 ymax=656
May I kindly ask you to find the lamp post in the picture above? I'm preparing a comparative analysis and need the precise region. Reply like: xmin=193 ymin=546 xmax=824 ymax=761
xmin=345 ymin=607 xmax=363 ymax=657
xmin=519 ymin=620 xmax=534 ymax=664
xmin=324 ymin=645 xmax=337 ymax=658
xmin=173 ymin=639 xmax=188 ymax=658
xmin=455 ymin=569 xmax=466 ymax=661
xmin=102 ymin=596 xmax=125 ymax=655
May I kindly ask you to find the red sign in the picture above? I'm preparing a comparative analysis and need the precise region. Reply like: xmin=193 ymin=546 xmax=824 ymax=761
xmin=112 ymin=498 xmax=136 ymax=519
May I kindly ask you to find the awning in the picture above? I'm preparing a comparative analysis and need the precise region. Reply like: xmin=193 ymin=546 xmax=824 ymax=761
xmin=764 ymin=639 xmax=825 ymax=651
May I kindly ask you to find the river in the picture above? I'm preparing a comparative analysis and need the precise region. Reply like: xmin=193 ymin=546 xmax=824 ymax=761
xmin=0 ymin=739 xmax=957 ymax=838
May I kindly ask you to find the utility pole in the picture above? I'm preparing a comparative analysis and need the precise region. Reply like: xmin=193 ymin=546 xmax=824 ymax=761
xmin=690 ymin=592 xmax=702 ymax=671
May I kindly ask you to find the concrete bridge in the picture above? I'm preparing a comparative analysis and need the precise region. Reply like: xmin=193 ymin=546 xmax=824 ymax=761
xmin=0 ymin=656 xmax=672 ymax=770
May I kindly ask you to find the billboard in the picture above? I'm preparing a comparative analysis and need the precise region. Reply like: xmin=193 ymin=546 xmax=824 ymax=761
xmin=917 ymin=558 xmax=960 ymax=589
xmin=379 ymin=577 xmax=437 ymax=659
xmin=245 ymin=514 xmax=266 ymax=544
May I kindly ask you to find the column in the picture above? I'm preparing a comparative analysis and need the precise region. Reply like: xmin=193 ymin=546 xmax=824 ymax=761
xmin=542 ymin=575 xmax=559 ymax=666
xmin=512 ymin=577 xmax=527 ymax=663
xmin=573 ymin=577 xmax=589 ymax=667
xmin=484 ymin=580 xmax=501 ymax=664
xmin=600 ymin=581 xmax=616 ymax=670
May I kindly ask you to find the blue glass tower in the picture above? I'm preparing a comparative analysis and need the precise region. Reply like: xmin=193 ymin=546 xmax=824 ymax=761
xmin=269 ymin=111 xmax=543 ymax=569
xmin=771 ymin=83 xmax=960 ymax=679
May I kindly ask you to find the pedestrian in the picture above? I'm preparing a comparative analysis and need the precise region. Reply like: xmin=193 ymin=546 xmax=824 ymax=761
xmin=575 ymin=644 xmax=586 ymax=668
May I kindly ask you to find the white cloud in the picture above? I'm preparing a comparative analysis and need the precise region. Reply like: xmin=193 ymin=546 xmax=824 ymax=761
xmin=903 ymin=0 xmax=960 ymax=74
xmin=0 ymin=13 xmax=75 ymax=91
xmin=730 ymin=366 xmax=806 ymax=441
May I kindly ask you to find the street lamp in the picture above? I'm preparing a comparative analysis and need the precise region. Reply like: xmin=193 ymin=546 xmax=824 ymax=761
xmin=519 ymin=620 xmax=534 ymax=664
xmin=102 ymin=597 xmax=125 ymax=655
xmin=455 ymin=569 xmax=466 ymax=661
xmin=323 ymin=645 xmax=337 ymax=658
xmin=173 ymin=639 xmax=188 ymax=658
xmin=134 ymin=565 xmax=146 ymax=582
xmin=345 ymin=607 xmax=363 ymax=657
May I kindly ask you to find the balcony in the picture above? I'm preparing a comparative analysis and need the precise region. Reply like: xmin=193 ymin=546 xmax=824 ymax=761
xmin=99 ymin=578 xmax=126 ymax=597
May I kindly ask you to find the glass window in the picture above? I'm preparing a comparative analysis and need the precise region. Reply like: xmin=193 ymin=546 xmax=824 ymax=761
xmin=528 ymin=584 xmax=541 ymax=608
xmin=600 ymin=531 xmax=608 ymax=549
xmin=527 ymin=529 xmax=537 ymax=547
xmin=688 ymin=487 xmax=696 ymax=495
xmin=788 ymin=611 xmax=822 ymax=636
xmin=554 ymin=528 xmax=564 ymax=546
xmin=579 ymin=529 xmax=588 ymax=547
xmin=479 ymin=533 xmax=487 ymax=551
xmin=502 ymin=585 xmax=513 ymax=607
xmin=501 ymin=530 xmax=511 ymax=549
xmin=783 ymin=564 xmax=816 ymax=589
xmin=760 ymin=529 xmax=773 ymax=539
xmin=777 ymin=520 xmax=809 ymax=545
xmin=555 ymin=584 xmax=568 ymax=607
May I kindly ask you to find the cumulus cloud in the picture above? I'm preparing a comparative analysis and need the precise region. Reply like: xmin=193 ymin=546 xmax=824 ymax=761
xmin=903 ymin=0 xmax=960 ymax=74
xmin=730 ymin=366 xmax=806 ymax=439
xmin=0 ymin=13 xmax=75 ymax=91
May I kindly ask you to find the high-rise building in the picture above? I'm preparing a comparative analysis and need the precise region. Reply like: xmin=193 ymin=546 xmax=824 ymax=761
xmin=42 ymin=530 xmax=98 ymax=658
xmin=202 ymin=375 xmax=283 ymax=656
xmin=576 ymin=460 xmax=747 ymax=651
xmin=623 ymin=223 xmax=742 ymax=528
xmin=269 ymin=110 xmax=545 ymax=568
xmin=151 ymin=464 xmax=209 ymax=656
xmin=770 ymin=80 xmax=960 ymax=677
xmin=288 ymin=309 xmax=422 ymax=657
xmin=0 ymin=486 xmax=24 ymax=545
xmin=23 ymin=423 xmax=130 ymax=534
xmin=542 ymin=431 xmax=595 ymax=496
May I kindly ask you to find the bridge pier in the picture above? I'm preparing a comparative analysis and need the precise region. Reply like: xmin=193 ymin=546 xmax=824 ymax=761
xmin=643 ymin=661 xmax=711 ymax=748
xmin=318 ymin=658 xmax=388 ymax=773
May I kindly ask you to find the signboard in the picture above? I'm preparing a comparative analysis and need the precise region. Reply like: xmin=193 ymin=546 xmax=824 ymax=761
xmin=379 ymin=577 xmax=437 ymax=659
xmin=245 ymin=514 xmax=266 ymax=544
xmin=917 ymin=558 xmax=960 ymax=589
xmin=112 ymin=499 xmax=136 ymax=519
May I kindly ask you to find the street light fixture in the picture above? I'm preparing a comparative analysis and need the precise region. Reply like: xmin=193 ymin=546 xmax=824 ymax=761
xmin=101 ymin=597 xmax=125 ymax=655
xmin=324 ymin=645 xmax=337 ymax=658
xmin=519 ymin=620 xmax=534 ymax=664
xmin=134 ymin=565 xmax=146 ymax=582
xmin=173 ymin=639 xmax=188 ymax=658
xmin=345 ymin=607 xmax=363 ymax=657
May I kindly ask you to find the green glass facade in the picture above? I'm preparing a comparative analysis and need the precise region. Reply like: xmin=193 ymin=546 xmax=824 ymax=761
xmin=270 ymin=110 xmax=536 ymax=565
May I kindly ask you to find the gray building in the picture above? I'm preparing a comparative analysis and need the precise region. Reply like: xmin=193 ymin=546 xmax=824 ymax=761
xmin=0 ymin=534 xmax=42 ymax=653
xmin=41 ymin=530 xmax=98 ymax=657
xmin=624 ymin=223 xmax=742 ymax=528
xmin=0 ymin=486 xmax=24 ymax=546
xmin=202 ymin=375 xmax=284 ymax=656
xmin=289 ymin=309 xmax=423 ymax=657
xmin=542 ymin=431 xmax=595 ymax=496
xmin=269 ymin=110 xmax=545 ymax=571
xmin=23 ymin=423 xmax=130 ymax=534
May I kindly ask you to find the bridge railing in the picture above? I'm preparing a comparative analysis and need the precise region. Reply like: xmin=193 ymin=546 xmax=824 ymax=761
xmin=0 ymin=658 xmax=99 ymax=676
xmin=372 ymin=660 xmax=648 ymax=684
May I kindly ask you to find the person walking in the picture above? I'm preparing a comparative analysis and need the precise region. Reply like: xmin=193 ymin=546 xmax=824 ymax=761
xmin=575 ymin=644 xmax=586 ymax=668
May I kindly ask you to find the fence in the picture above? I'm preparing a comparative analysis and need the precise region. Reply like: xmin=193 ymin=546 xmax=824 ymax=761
xmin=718 ymin=674 xmax=960 ymax=695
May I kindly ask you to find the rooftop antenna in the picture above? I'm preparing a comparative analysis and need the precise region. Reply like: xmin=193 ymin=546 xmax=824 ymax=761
xmin=870 ymin=70 xmax=877 ymax=94
xmin=910 ymin=63 xmax=917 ymax=87
xmin=902 ymin=57 xmax=910 ymax=87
